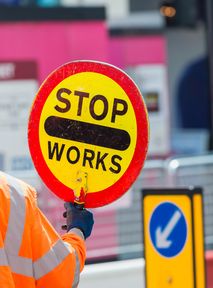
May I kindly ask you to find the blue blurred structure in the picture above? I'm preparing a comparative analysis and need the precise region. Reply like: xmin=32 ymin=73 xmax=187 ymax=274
xmin=177 ymin=56 xmax=211 ymax=129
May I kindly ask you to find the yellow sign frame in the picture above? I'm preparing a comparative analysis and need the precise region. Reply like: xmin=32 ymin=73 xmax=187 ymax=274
xmin=142 ymin=188 xmax=206 ymax=288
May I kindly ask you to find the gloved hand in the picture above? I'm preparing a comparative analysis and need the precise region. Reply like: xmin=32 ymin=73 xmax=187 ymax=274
xmin=63 ymin=202 xmax=94 ymax=239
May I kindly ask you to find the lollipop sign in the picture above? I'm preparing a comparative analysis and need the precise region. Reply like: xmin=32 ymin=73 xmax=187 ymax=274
xmin=28 ymin=61 xmax=149 ymax=208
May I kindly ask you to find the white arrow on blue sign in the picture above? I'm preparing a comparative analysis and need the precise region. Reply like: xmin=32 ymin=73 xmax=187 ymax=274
xmin=149 ymin=202 xmax=187 ymax=257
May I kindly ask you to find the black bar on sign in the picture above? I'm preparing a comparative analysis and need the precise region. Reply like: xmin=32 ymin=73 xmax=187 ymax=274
xmin=44 ymin=116 xmax=131 ymax=151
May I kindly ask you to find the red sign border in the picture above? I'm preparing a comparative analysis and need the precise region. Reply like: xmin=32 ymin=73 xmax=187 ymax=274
xmin=28 ymin=61 xmax=149 ymax=208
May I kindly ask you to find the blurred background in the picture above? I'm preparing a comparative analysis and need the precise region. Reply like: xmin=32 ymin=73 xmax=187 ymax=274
xmin=0 ymin=0 xmax=213 ymax=286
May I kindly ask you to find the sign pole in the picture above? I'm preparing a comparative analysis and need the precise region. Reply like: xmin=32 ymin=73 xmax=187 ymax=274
xmin=206 ymin=0 xmax=213 ymax=148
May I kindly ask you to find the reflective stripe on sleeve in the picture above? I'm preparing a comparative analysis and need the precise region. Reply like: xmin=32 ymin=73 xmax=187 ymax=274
xmin=34 ymin=239 xmax=71 ymax=280
xmin=64 ymin=242 xmax=81 ymax=288
xmin=72 ymin=250 xmax=80 ymax=288
xmin=3 ymin=174 xmax=34 ymax=277
xmin=4 ymin=174 xmax=26 ymax=255
xmin=7 ymin=254 xmax=33 ymax=277
xmin=4 ymin=186 xmax=26 ymax=255
xmin=68 ymin=228 xmax=85 ymax=240
xmin=0 ymin=248 xmax=9 ymax=266
xmin=0 ymin=247 xmax=34 ymax=277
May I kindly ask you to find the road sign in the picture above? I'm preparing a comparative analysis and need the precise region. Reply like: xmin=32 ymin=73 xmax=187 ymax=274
xmin=142 ymin=188 xmax=206 ymax=288
xmin=28 ymin=60 xmax=149 ymax=207
xmin=149 ymin=202 xmax=187 ymax=258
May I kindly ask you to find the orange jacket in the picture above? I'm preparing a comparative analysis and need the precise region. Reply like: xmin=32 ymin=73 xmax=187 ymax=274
xmin=0 ymin=171 xmax=86 ymax=288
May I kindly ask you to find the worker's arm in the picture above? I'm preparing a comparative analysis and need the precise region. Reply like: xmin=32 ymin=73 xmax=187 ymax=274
xmin=28 ymin=187 xmax=94 ymax=288
xmin=62 ymin=203 xmax=94 ymax=272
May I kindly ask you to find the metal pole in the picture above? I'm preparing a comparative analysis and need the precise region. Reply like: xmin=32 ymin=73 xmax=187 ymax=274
xmin=206 ymin=0 xmax=213 ymax=149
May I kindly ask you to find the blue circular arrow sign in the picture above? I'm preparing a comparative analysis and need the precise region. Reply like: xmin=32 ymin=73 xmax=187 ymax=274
xmin=149 ymin=202 xmax=187 ymax=257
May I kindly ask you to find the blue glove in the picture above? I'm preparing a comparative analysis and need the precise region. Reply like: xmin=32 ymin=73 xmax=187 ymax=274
xmin=64 ymin=202 xmax=94 ymax=239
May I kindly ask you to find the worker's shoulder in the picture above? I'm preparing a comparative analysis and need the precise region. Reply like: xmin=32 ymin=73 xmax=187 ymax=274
xmin=0 ymin=170 xmax=37 ymax=201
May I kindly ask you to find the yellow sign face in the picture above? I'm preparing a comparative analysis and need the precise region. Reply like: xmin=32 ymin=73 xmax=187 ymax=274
xmin=143 ymin=194 xmax=195 ymax=288
xmin=39 ymin=72 xmax=137 ymax=193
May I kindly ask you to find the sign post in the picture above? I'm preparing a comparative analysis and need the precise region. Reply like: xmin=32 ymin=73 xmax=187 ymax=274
xmin=28 ymin=60 xmax=149 ymax=208
xmin=142 ymin=188 xmax=206 ymax=288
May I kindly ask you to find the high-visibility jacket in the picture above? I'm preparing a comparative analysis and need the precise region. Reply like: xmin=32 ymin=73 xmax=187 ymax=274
xmin=0 ymin=171 xmax=86 ymax=288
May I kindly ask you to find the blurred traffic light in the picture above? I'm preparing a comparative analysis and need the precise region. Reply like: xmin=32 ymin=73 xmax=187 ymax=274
xmin=160 ymin=0 xmax=199 ymax=28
